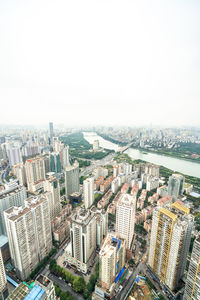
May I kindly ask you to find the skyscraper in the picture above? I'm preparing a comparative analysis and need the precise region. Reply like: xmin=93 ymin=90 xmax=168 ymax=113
xmin=65 ymin=161 xmax=79 ymax=198
xmin=49 ymin=122 xmax=54 ymax=140
xmin=183 ymin=236 xmax=200 ymax=300
xmin=0 ymin=185 xmax=27 ymax=235
xmin=65 ymin=208 xmax=96 ymax=274
xmin=50 ymin=152 xmax=61 ymax=173
xmin=168 ymin=174 xmax=185 ymax=200
xmin=99 ymin=233 xmax=126 ymax=290
xmin=25 ymin=156 xmax=46 ymax=192
xmin=0 ymin=248 xmax=8 ymax=300
xmin=7 ymin=147 xmax=22 ymax=166
xmin=148 ymin=202 xmax=193 ymax=291
xmin=62 ymin=145 xmax=70 ymax=169
xmin=83 ymin=177 xmax=94 ymax=209
xmin=4 ymin=196 xmax=52 ymax=280
xmin=116 ymin=193 xmax=136 ymax=249
xmin=43 ymin=176 xmax=61 ymax=220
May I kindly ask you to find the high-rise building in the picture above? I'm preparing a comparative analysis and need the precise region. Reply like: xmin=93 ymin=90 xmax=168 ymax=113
xmin=43 ymin=176 xmax=61 ymax=220
xmin=83 ymin=177 xmax=94 ymax=209
xmin=50 ymin=152 xmax=61 ymax=173
xmin=90 ymin=206 xmax=108 ymax=246
xmin=65 ymin=161 xmax=79 ymax=198
xmin=0 ymin=248 xmax=8 ymax=300
xmin=49 ymin=122 xmax=54 ymax=140
xmin=116 ymin=193 xmax=136 ymax=249
xmin=7 ymin=147 xmax=22 ymax=166
xmin=183 ymin=236 xmax=200 ymax=300
xmin=0 ymin=185 xmax=27 ymax=235
xmin=99 ymin=232 xmax=126 ymax=290
xmin=62 ymin=145 xmax=70 ymax=169
xmin=65 ymin=208 xmax=96 ymax=274
xmin=25 ymin=156 xmax=46 ymax=192
xmin=13 ymin=162 xmax=26 ymax=186
xmin=148 ymin=202 xmax=193 ymax=291
xmin=4 ymin=196 xmax=52 ymax=280
xmin=168 ymin=174 xmax=185 ymax=200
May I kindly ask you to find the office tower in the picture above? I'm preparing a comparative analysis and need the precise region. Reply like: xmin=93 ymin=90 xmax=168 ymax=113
xmin=116 ymin=193 xmax=136 ymax=249
xmin=43 ymin=176 xmax=61 ymax=220
xmin=25 ymin=156 xmax=46 ymax=192
xmin=0 ymin=249 xmax=8 ymax=300
xmin=99 ymin=233 xmax=126 ymax=290
xmin=62 ymin=145 xmax=70 ymax=169
xmin=0 ymin=185 xmax=27 ymax=235
xmin=49 ymin=122 xmax=54 ymax=140
xmin=50 ymin=152 xmax=61 ymax=173
xmin=168 ymin=174 xmax=185 ymax=200
xmin=183 ymin=236 xmax=200 ymax=300
xmin=4 ymin=196 xmax=52 ymax=280
xmin=13 ymin=162 xmax=26 ymax=186
xmin=148 ymin=202 xmax=194 ymax=291
xmin=7 ymin=147 xmax=22 ymax=166
xmin=90 ymin=206 xmax=108 ymax=246
xmin=65 ymin=161 xmax=79 ymax=198
xmin=65 ymin=208 xmax=96 ymax=274
xmin=83 ymin=177 xmax=94 ymax=209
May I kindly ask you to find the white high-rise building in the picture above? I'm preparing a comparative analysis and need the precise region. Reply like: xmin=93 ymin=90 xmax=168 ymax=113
xmin=62 ymin=146 xmax=70 ymax=169
xmin=65 ymin=161 xmax=79 ymax=198
xmin=4 ymin=196 xmax=52 ymax=280
xmin=25 ymin=156 xmax=46 ymax=192
xmin=148 ymin=202 xmax=194 ymax=291
xmin=0 ymin=185 xmax=27 ymax=235
xmin=0 ymin=249 xmax=8 ymax=300
xmin=65 ymin=208 xmax=96 ymax=274
xmin=83 ymin=177 xmax=94 ymax=209
xmin=7 ymin=147 xmax=22 ymax=166
xmin=43 ymin=176 xmax=61 ymax=220
xmin=168 ymin=174 xmax=185 ymax=200
xmin=183 ymin=236 xmax=200 ymax=300
xmin=13 ymin=162 xmax=26 ymax=186
xmin=116 ymin=193 xmax=136 ymax=249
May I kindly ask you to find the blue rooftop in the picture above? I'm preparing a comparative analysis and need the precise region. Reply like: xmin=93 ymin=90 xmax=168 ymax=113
xmin=24 ymin=285 xmax=45 ymax=300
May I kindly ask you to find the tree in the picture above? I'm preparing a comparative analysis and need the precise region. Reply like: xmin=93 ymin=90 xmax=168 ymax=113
xmin=73 ymin=276 xmax=86 ymax=293
xmin=60 ymin=291 xmax=69 ymax=300
xmin=55 ymin=286 xmax=61 ymax=296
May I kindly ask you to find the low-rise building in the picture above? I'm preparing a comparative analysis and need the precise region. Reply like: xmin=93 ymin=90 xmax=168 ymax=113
xmin=100 ymin=177 xmax=112 ymax=193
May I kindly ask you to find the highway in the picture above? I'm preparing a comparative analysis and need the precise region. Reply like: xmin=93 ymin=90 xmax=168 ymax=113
xmin=48 ymin=273 xmax=84 ymax=300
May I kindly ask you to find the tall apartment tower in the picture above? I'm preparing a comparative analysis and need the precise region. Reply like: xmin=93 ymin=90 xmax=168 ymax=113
xmin=168 ymin=174 xmax=185 ymax=200
xmin=62 ymin=145 xmax=70 ymax=169
xmin=83 ymin=177 xmax=94 ymax=209
xmin=116 ymin=193 xmax=136 ymax=249
xmin=65 ymin=208 xmax=96 ymax=274
xmin=7 ymin=147 xmax=22 ymax=166
xmin=183 ymin=236 xmax=200 ymax=300
xmin=99 ymin=233 xmax=126 ymax=290
xmin=65 ymin=161 xmax=79 ymax=198
xmin=4 ymin=196 xmax=52 ymax=280
xmin=43 ymin=176 xmax=61 ymax=220
xmin=25 ymin=156 xmax=46 ymax=192
xmin=0 ymin=249 xmax=8 ymax=300
xmin=0 ymin=185 xmax=27 ymax=235
xmin=49 ymin=122 xmax=54 ymax=140
xmin=148 ymin=202 xmax=194 ymax=291
xmin=13 ymin=163 xmax=26 ymax=186
xmin=50 ymin=152 xmax=61 ymax=173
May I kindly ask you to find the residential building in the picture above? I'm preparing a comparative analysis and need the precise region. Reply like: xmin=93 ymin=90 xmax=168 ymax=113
xmin=25 ymin=156 xmax=46 ymax=192
xmin=65 ymin=161 xmax=79 ymax=198
xmin=62 ymin=145 xmax=70 ymax=169
xmin=13 ymin=163 xmax=26 ymax=186
xmin=43 ymin=176 xmax=61 ymax=220
xmin=94 ymin=176 xmax=104 ymax=190
xmin=168 ymin=174 xmax=185 ymax=200
xmin=7 ymin=147 xmax=22 ymax=166
xmin=0 ymin=185 xmax=27 ymax=235
xmin=92 ymin=167 xmax=108 ymax=180
xmin=50 ymin=152 xmax=61 ymax=173
xmin=90 ymin=206 xmax=108 ymax=246
xmin=157 ymin=185 xmax=168 ymax=197
xmin=35 ymin=274 xmax=56 ymax=299
xmin=83 ymin=177 xmax=94 ymax=209
xmin=65 ymin=208 xmax=96 ymax=274
xmin=183 ymin=235 xmax=200 ymax=300
xmin=100 ymin=177 xmax=112 ymax=193
xmin=116 ymin=193 xmax=136 ymax=249
xmin=146 ymin=176 xmax=159 ymax=191
xmin=148 ymin=203 xmax=194 ymax=290
xmin=4 ymin=196 xmax=52 ymax=280
xmin=121 ymin=183 xmax=130 ymax=194
xmin=111 ymin=178 xmax=119 ymax=193
xmin=0 ymin=248 xmax=8 ymax=300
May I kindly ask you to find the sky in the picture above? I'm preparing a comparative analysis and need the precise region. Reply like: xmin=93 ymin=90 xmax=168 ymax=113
xmin=0 ymin=0 xmax=199 ymax=127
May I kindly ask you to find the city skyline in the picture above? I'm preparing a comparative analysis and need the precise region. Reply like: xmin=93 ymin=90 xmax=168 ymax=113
xmin=0 ymin=0 xmax=200 ymax=127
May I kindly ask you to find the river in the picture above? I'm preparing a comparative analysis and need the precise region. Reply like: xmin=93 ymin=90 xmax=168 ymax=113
xmin=83 ymin=132 xmax=200 ymax=178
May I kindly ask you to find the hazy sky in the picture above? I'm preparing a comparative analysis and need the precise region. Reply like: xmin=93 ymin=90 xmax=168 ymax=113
xmin=0 ymin=0 xmax=199 ymax=127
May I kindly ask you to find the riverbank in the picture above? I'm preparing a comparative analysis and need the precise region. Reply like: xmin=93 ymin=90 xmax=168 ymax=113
xmin=131 ymin=146 xmax=200 ymax=164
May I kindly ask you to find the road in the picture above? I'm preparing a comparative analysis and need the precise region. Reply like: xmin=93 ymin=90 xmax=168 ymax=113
xmin=118 ymin=261 xmax=145 ymax=300
xmin=48 ymin=273 xmax=84 ymax=300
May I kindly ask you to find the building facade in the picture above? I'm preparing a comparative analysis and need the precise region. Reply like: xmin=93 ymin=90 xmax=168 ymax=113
xmin=65 ymin=161 xmax=79 ymax=198
xmin=83 ymin=177 xmax=94 ymax=209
